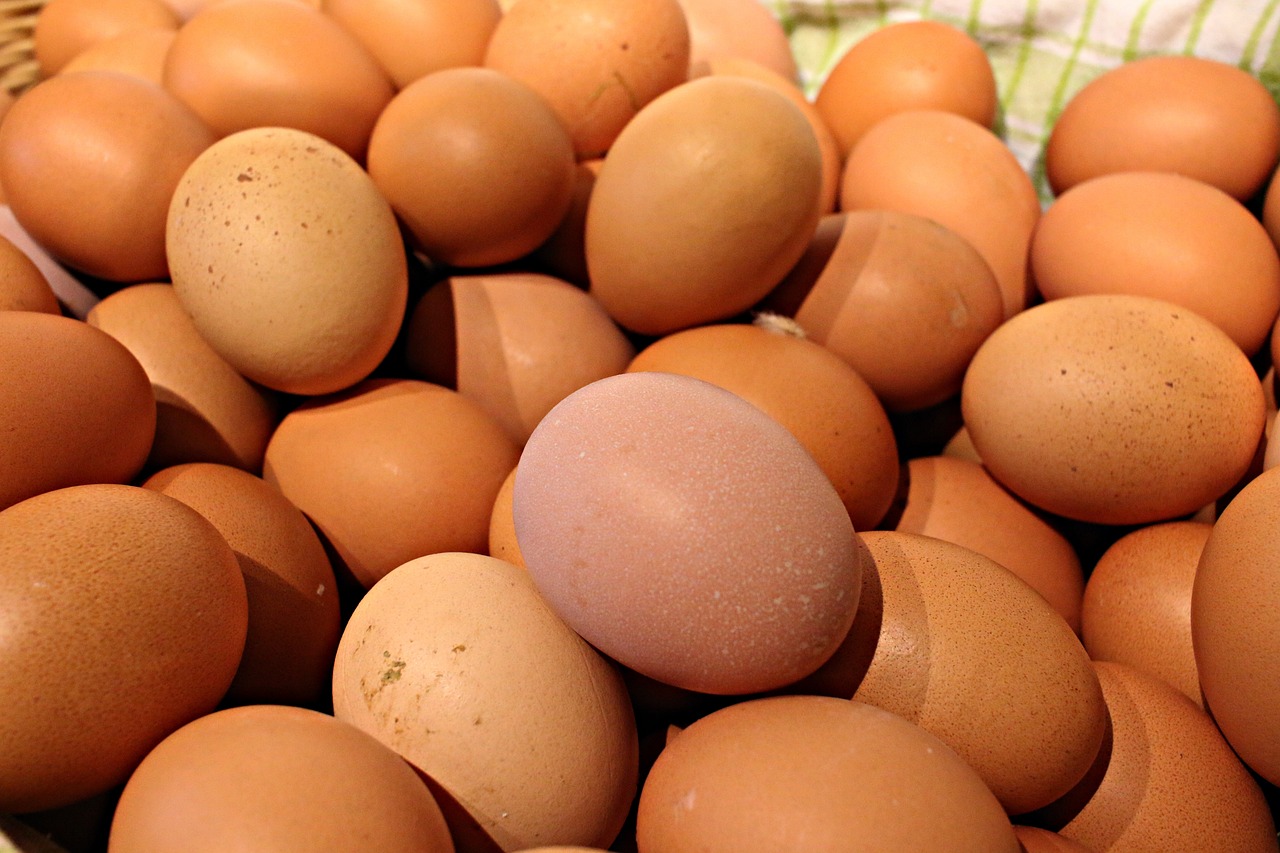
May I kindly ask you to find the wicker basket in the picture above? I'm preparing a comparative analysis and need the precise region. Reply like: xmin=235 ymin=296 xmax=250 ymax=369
xmin=0 ymin=0 xmax=42 ymax=98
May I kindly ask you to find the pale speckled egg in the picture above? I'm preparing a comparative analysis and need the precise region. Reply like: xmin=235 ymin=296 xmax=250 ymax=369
xmin=855 ymin=531 xmax=1106 ymax=816
xmin=332 ymin=552 xmax=638 ymax=852
xmin=636 ymin=695 xmax=1021 ymax=852
xmin=33 ymin=0 xmax=177 ymax=76
xmin=961 ymin=294 xmax=1266 ymax=526
xmin=107 ymin=705 xmax=454 ymax=852
xmin=0 ymin=484 xmax=247 ymax=814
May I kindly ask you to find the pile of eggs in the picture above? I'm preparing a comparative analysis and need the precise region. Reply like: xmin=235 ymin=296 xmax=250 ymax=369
xmin=2 ymin=0 xmax=1280 ymax=850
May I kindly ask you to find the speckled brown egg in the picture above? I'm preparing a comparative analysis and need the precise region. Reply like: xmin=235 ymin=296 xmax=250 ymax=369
xmin=895 ymin=455 xmax=1085 ymax=634
xmin=0 ymin=234 xmax=59 ymax=314
xmin=87 ymin=283 xmax=279 ymax=473
xmin=636 ymin=695 xmax=1021 ymax=852
xmin=332 ymin=552 xmax=638 ymax=852
xmin=34 ymin=0 xmax=177 ymax=76
xmin=107 ymin=705 xmax=454 ymax=852
xmin=1043 ymin=662 xmax=1277 ymax=852
xmin=142 ymin=463 xmax=341 ymax=708
xmin=0 ymin=312 xmax=154 ymax=512
xmin=0 ymin=484 xmax=247 ymax=814
xmin=1082 ymin=520 xmax=1208 ymax=708
xmin=961 ymin=294 xmax=1265 ymax=526
xmin=264 ymin=378 xmax=520 ymax=588
xmin=625 ymin=314 xmax=899 ymax=530
xmin=855 ymin=531 xmax=1106 ymax=816
xmin=1192 ymin=464 xmax=1280 ymax=786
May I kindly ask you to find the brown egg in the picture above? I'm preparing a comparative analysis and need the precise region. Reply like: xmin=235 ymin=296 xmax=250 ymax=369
xmin=0 ymin=233 xmax=59 ymax=314
xmin=405 ymin=271 xmax=635 ymax=445
xmin=0 ymin=70 xmax=214 ymax=282
xmin=0 ymin=484 xmax=247 ymax=813
xmin=1042 ymin=662 xmax=1277 ymax=852
xmin=0 ymin=207 xmax=96 ymax=318
xmin=515 ymin=372 xmax=862 ymax=695
xmin=895 ymin=455 xmax=1085 ymax=633
xmin=324 ymin=0 xmax=500 ymax=89
xmin=108 ymin=705 xmax=454 ymax=852
xmin=815 ymin=20 xmax=997 ymax=161
xmin=962 ymin=294 xmax=1265 ymax=526
xmin=141 ymin=463 xmax=341 ymax=708
xmin=487 ymin=465 xmax=522 ymax=568
xmin=1082 ymin=520 xmax=1208 ymax=708
xmin=855 ymin=532 xmax=1106 ymax=816
xmin=1031 ymin=171 xmax=1280 ymax=355
xmin=264 ymin=378 xmax=520 ymax=588
xmin=637 ymin=695 xmax=1020 ymax=852
xmin=59 ymin=27 xmax=174 ymax=84
xmin=529 ymin=158 xmax=601 ymax=288
xmin=166 ymin=126 xmax=408 ymax=397
xmin=765 ymin=210 xmax=1005 ymax=412
xmin=625 ymin=315 xmax=900 ymax=530
xmin=1013 ymin=826 xmax=1094 ymax=853
xmin=162 ymin=0 xmax=394 ymax=160
xmin=678 ymin=0 xmax=797 ymax=82
xmin=332 ymin=552 xmax=638 ymax=851
xmin=33 ymin=0 xmax=177 ymax=76
xmin=840 ymin=109 xmax=1040 ymax=320
xmin=1045 ymin=55 xmax=1280 ymax=201
xmin=483 ymin=0 xmax=690 ymax=159
xmin=586 ymin=76 xmax=822 ymax=335
xmin=0 ymin=312 xmax=154 ymax=511
xmin=1192 ymin=464 xmax=1280 ymax=786
xmin=367 ymin=67 xmax=576 ymax=268
xmin=86 ymin=283 xmax=280 ymax=473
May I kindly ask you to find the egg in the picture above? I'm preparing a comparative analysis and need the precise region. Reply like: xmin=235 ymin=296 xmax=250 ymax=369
xmin=166 ymin=126 xmax=408 ymax=397
xmin=1012 ymin=826 xmax=1094 ymax=853
xmin=33 ymin=0 xmax=178 ymax=76
xmin=586 ymin=75 xmax=823 ymax=335
xmin=332 ymin=552 xmax=638 ymax=851
xmin=0 ymin=233 xmax=59 ymax=314
xmin=0 ymin=484 xmax=247 ymax=813
xmin=108 ymin=705 xmax=455 ymax=852
xmin=487 ymin=465 xmax=521 ymax=568
xmin=961 ymin=294 xmax=1265 ymax=525
xmin=58 ymin=26 xmax=173 ymax=83
xmin=677 ymin=0 xmax=797 ymax=82
xmin=0 ymin=312 xmax=154 ymax=511
xmin=1030 ymin=171 xmax=1280 ymax=355
xmin=636 ymin=695 xmax=1021 ymax=852
xmin=855 ymin=532 xmax=1106 ymax=816
xmin=514 ymin=371 xmax=862 ymax=695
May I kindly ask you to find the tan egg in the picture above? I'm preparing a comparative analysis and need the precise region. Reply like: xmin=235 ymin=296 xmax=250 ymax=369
xmin=0 ymin=312 xmax=154 ymax=512
xmin=324 ymin=0 xmax=501 ymax=89
xmin=405 ymin=271 xmax=634 ymax=445
xmin=332 ymin=552 xmax=638 ymax=851
xmin=0 ymin=233 xmax=59 ymax=313
xmin=59 ymin=27 xmax=174 ymax=84
xmin=0 ymin=484 xmax=247 ymax=814
xmin=1192 ymin=464 xmax=1280 ymax=786
xmin=86 ymin=283 xmax=279 ymax=473
xmin=816 ymin=20 xmax=997 ymax=161
xmin=1044 ymin=662 xmax=1277 ymax=852
xmin=263 ymin=378 xmax=520 ymax=588
xmin=678 ymin=0 xmax=796 ymax=82
xmin=1013 ymin=826 xmax=1094 ymax=853
xmin=166 ymin=126 xmax=408 ymax=397
xmin=855 ymin=532 xmax=1106 ymax=816
xmin=0 ymin=70 xmax=214 ymax=282
xmin=1031 ymin=171 xmax=1280 ymax=355
xmin=141 ymin=463 xmax=341 ymax=708
xmin=840 ymin=109 xmax=1040 ymax=320
xmin=163 ymin=0 xmax=394 ymax=160
xmin=637 ymin=695 xmax=1020 ymax=852
xmin=695 ymin=56 xmax=839 ymax=214
xmin=625 ymin=315 xmax=900 ymax=530
xmin=962 ymin=295 xmax=1265 ymax=526
xmin=34 ymin=0 xmax=177 ymax=76
xmin=586 ymin=76 xmax=823 ymax=335
xmin=1082 ymin=520 xmax=1208 ymax=708
xmin=529 ymin=158 xmax=601 ymax=288
xmin=108 ymin=705 xmax=454 ymax=852
xmin=514 ymin=372 xmax=863 ymax=696
xmin=895 ymin=455 xmax=1085 ymax=634
xmin=764 ymin=210 xmax=1004 ymax=412
xmin=483 ymin=0 xmax=690 ymax=159
xmin=367 ymin=67 xmax=576 ymax=268
xmin=1045 ymin=55 xmax=1280 ymax=201
xmin=487 ymin=465 xmax=522 ymax=568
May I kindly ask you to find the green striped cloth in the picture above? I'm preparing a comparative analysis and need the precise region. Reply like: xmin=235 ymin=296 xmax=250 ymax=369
xmin=768 ymin=0 xmax=1280 ymax=201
